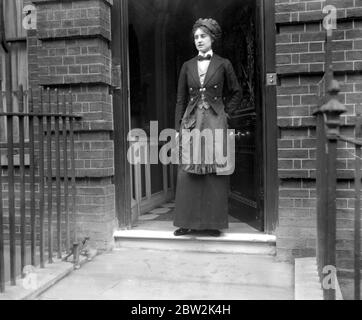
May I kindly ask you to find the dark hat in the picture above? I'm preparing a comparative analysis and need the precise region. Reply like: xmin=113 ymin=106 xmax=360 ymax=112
xmin=192 ymin=18 xmax=222 ymax=41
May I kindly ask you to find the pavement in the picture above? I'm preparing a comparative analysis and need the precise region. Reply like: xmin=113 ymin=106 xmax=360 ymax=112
xmin=37 ymin=247 xmax=294 ymax=300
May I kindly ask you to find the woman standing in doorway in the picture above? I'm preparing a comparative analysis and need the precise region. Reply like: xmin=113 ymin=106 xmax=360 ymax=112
xmin=173 ymin=18 xmax=242 ymax=237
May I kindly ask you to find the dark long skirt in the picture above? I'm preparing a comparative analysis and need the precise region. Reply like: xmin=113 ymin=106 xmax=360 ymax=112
xmin=173 ymin=168 xmax=229 ymax=230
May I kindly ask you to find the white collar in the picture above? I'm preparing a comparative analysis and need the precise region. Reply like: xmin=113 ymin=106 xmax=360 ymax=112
xmin=198 ymin=49 xmax=213 ymax=57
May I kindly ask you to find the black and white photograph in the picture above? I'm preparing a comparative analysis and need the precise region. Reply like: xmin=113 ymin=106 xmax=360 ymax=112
xmin=0 ymin=0 xmax=361 ymax=306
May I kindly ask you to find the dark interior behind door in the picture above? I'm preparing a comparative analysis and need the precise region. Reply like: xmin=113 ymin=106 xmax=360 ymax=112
xmin=220 ymin=0 xmax=264 ymax=231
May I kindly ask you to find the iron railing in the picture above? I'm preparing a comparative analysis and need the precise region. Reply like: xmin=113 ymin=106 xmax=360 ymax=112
xmin=315 ymin=77 xmax=361 ymax=300
xmin=0 ymin=86 xmax=81 ymax=293
xmin=313 ymin=2 xmax=361 ymax=300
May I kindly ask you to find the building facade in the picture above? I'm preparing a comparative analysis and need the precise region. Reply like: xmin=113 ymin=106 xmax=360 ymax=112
xmin=275 ymin=0 xmax=362 ymax=279
xmin=1 ymin=0 xmax=361 ymax=280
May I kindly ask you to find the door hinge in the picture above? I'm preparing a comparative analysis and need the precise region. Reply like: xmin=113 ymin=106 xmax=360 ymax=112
xmin=266 ymin=73 xmax=277 ymax=86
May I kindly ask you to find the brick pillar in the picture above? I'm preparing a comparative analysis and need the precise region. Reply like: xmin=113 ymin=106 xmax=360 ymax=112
xmin=29 ymin=0 xmax=117 ymax=250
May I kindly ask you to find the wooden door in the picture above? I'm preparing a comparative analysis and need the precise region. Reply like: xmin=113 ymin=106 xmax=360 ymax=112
xmin=128 ymin=0 xmax=175 ymax=221
xmin=221 ymin=0 xmax=264 ymax=231
xmin=112 ymin=0 xmax=132 ymax=228
xmin=223 ymin=0 xmax=278 ymax=233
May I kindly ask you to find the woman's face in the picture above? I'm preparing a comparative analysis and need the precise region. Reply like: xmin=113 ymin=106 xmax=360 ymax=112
xmin=194 ymin=28 xmax=213 ymax=53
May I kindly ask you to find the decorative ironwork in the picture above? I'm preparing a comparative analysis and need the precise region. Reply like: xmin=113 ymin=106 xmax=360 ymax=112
xmin=221 ymin=3 xmax=256 ymax=112
xmin=314 ymin=6 xmax=361 ymax=299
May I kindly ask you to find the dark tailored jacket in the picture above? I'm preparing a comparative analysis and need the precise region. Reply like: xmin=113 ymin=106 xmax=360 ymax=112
xmin=174 ymin=54 xmax=242 ymax=131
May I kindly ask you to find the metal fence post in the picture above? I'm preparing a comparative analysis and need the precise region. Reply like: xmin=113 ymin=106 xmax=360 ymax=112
xmin=354 ymin=113 xmax=362 ymax=300
xmin=320 ymin=80 xmax=346 ymax=300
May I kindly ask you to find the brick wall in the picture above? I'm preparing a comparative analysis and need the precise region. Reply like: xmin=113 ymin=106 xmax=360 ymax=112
xmin=29 ymin=0 xmax=116 ymax=250
xmin=275 ymin=0 xmax=362 ymax=277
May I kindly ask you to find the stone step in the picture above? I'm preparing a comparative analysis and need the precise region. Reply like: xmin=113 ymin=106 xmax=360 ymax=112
xmin=113 ymin=230 xmax=276 ymax=255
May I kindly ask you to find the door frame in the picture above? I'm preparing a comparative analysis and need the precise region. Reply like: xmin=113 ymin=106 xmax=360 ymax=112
xmin=112 ymin=0 xmax=279 ymax=232
xmin=260 ymin=0 xmax=278 ymax=233
xmin=112 ymin=0 xmax=132 ymax=228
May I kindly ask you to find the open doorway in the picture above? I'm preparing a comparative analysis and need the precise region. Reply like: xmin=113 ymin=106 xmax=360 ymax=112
xmin=127 ymin=0 xmax=266 ymax=232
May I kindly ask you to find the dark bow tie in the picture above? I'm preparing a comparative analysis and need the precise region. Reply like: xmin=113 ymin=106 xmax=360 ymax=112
xmin=197 ymin=54 xmax=212 ymax=61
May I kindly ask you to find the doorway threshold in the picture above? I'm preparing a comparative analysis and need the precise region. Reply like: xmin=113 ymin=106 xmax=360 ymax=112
xmin=113 ymin=221 xmax=276 ymax=256
xmin=115 ymin=201 xmax=275 ymax=255
xmin=114 ymin=226 xmax=275 ymax=242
